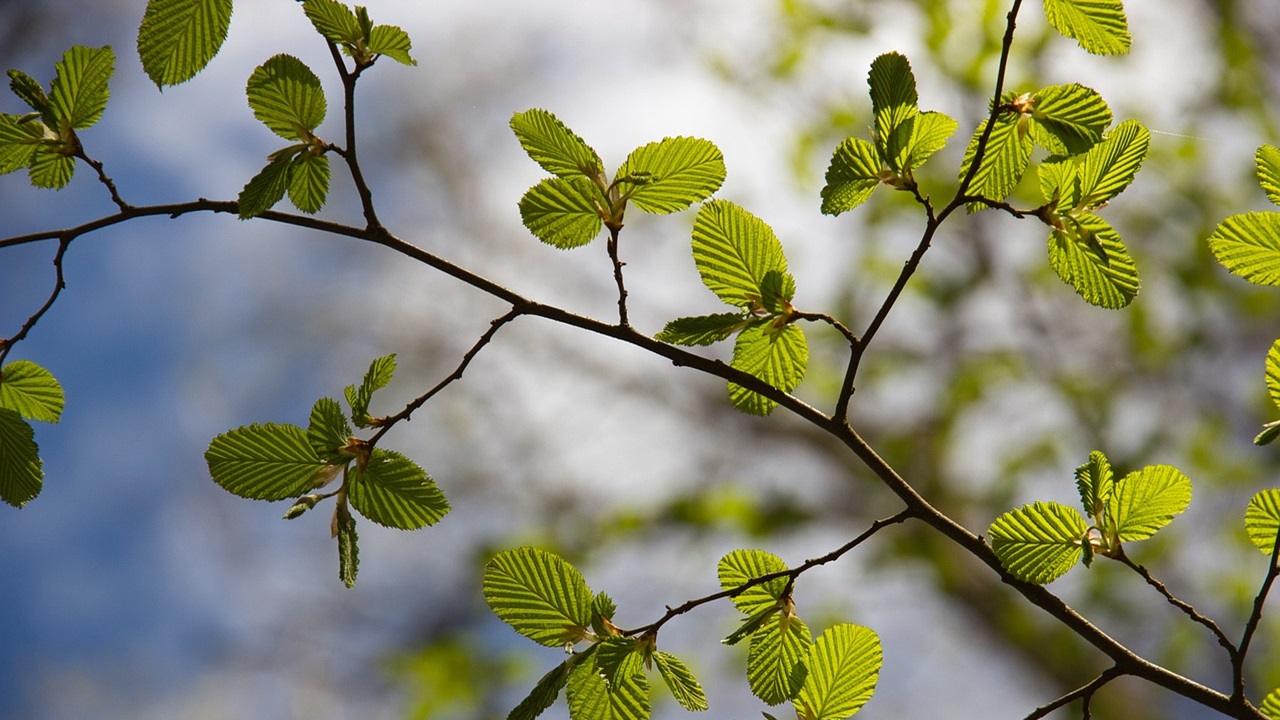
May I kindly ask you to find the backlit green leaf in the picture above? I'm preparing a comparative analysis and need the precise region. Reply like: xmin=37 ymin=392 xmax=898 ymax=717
xmin=653 ymin=651 xmax=708 ymax=712
xmin=288 ymin=152 xmax=329 ymax=214
xmin=246 ymin=54 xmax=326 ymax=141
xmin=483 ymin=546 xmax=594 ymax=648
xmin=8 ymin=69 xmax=49 ymax=114
xmin=0 ymin=360 xmax=64 ymax=423
xmin=656 ymin=313 xmax=748 ymax=347
xmin=1028 ymin=83 xmax=1111 ymax=156
xmin=902 ymin=111 xmax=958 ymax=173
xmin=747 ymin=612 xmax=811 ymax=705
xmin=1256 ymin=145 xmax=1280 ymax=207
xmin=28 ymin=146 xmax=75 ymax=189
xmin=567 ymin=650 xmax=650 ymax=720
xmin=1245 ymin=489 xmax=1280 ymax=554
xmin=136 ymin=0 xmax=234 ymax=88
xmin=519 ymin=176 xmax=605 ymax=248
xmin=367 ymin=25 xmax=416 ymax=66
xmin=1043 ymin=0 xmax=1131 ymax=55
xmin=692 ymin=200 xmax=788 ymax=308
xmin=1038 ymin=156 xmax=1079 ymax=213
xmin=48 ymin=45 xmax=114 ymax=130
xmin=1077 ymin=119 xmax=1148 ymax=210
xmin=509 ymin=657 xmax=576 ymax=720
xmin=868 ymin=52 xmax=918 ymax=169
xmin=511 ymin=108 xmax=602 ymax=179
xmin=1074 ymin=450 xmax=1113 ymax=520
xmin=1207 ymin=212 xmax=1280 ymax=287
xmin=959 ymin=109 xmax=1032 ymax=209
xmin=728 ymin=323 xmax=808 ymax=416
xmin=1108 ymin=465 xmax=1191 ymax=542
xmin=204 ymin=423 xmax=327 ymax=501
xmin=301 ymin=0 xmax=360 ymax=45
xmin=238 ymin=150 xmax=295 ymax=218
xmin=794 ymin=624 xmax=881 ymax=720
xmin=718 ymin=548 xmax=789 ymax=615
xmin=0 ymin=408 xmax=42 ymax=508
xmin=1261 ymin=687 xmax=1280 ymax=720
xmin=336 ymin=498 xmax=359 ymax=587
xmin=307 ymin=397 xmax=350 ymax=462
xmin=615 ymin=136 xmax=725 ymax=214
xmin=1047 ymin=213 xmax=1140 ymax=308
xmin=0 ymin=114 xmax=42 ymax=175
xmin=348 ymin=449 xmax=449 ymax=530
xmin=346 ymin=353 xmax=396 ymax=428
xmin=1266 ymin=339 xmax=1280 ymax=411
xmin=989 ymin=501 xmax=1087 ymax=584
xmin=821 ymin=137 xmax=882 ymax=216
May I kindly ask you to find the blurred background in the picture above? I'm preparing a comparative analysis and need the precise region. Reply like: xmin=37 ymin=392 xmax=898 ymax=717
xmin=3 ymin=1 xmax=1280 ymax=718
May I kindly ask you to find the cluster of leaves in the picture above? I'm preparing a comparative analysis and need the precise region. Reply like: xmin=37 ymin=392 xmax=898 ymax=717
xmin=204 ymin=355 xmax=448 ymax=587
xmin=481 ymin=546 xmax=881 ymax=720
xmin=989 ymin=450 xmax=1191 ymax=584
xmin=0 ymin=361 xmax=64 ymax=508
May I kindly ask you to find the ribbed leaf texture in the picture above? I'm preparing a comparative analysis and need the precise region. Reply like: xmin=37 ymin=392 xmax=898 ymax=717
xmin=335 ymin=500 xmax=358 ymax=588
xmin=960 ymin=108 xmax=1032 ymax=210
xmin=566 ymin=648 xmax=650 ymax=720
xmin=0 ymin=115 xmax=42 ymax=175
xmin=1208 ymin=212 xmax=1280 ymax=287
xmin=718 ymin=548 xmax=789 ymax=615
xmin=1043 ymin=0 xmax=1131 ymax=56
xmin=29 ymin=147 xmax=75 ymax=189
xmin=49 ymin=45 xmax=114 ymax=130
xmin=821 ymin=137 xmax=882 ymax=215
xmin=348 ymin=449 xmax=449 ymax=530
xmin=656 ymin=313 xmax=748 ymax=347
xmin=0 ymin=360 xmax=64 ymax=423
xmin=1029 ymin=83 xmax=1111 ymax=156
xmin=519 ymin=176 xmax=604 ymax=248
xmin=1108 ymin=464 xmax=1192 ymax=542
xmin=728 ymin=323 xmax=808 ymax=416
xmin=1257 ymin=145 xmax=1280 ymax=207
xmin=747 ymin=613 xmax=811 ymax=705
xmin=204 ymin=423 xmax=327 ymax=501
xmin=287 ymin=152 xmax=330 ymax=214
xmin=1245 ymin=489 xmax=1280 ymax=555
xmin=346 ymin=353 xmax=396 ymax=428
xmin=367 ymin=25 xmax=416 ymax=66
xmin=508 ymin=658 xmax=575 ymax=720
xmin=653 ymin=651 xmax=708 ymax=712
xmin=0 ymin=408 xmax=42 ymax=508
xmin=1261 ymin=687 xmax=1280 ymax=720
xmin=1074 ymin=450 xmax=1114 ymax=520
xmin=238 ymin=150 xmax=295 ymax=219
xmin=692 ymin=200 xmax=788 ymax=308
xmin=483 ymin=546 xmax=594 ymax=648
xmin=1268 ymin=340 xmax=1280 ymax=411
xmin=902 ymin=111 xmax=958 ymax=173
xmin=616 ymin=136 xmax=725 ymax=214
xmin=794 ymin=624 xmax=882 ymax=720
xmin=868 ymin=52 xmax=918 ymax=169
xmin=511 ymin=108 xmax=602 ymax=179
xmin=306 ymin=397 xmax=350 ymax=462
xmin=246 ymin=54 xmax=326 ymax=141
xmin=1047 ymin=213 xmax=1139 ymax=308
xmin=301 ymin=0 xmax=360 ymax=45
xmin=1077 ymin=119 xmax=1148 ymax=210
xmin=136 ymin=0 xmax=233 ymax=88
xmin=989 ymin=501 xmax=1087 ymax=584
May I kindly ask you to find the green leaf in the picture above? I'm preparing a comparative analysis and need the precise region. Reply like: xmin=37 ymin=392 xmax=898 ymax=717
xmin=615 ymin=137 xmax=725 ymax=214
xmin=287 ymin=152 xmax=329 ymax=214
xmin=48 ymin=46 xmax=114 ymax=131
xmin=1256 ymin=145 xmax=1280 ymax=207
xmin=596 ymin=637 xmax=642 ymax=686
xmin=747 ymin=612 xmax=811 ymax=705
xmin=238 ymin=149 xmax=296 ymax=219
xmin=246 ymin=54 xmax=326 ymax=141
xmin=868 ymin=52 xmax=918 ymax=169
xmin=718 ymin=548 xmax=789 ymax=615
xmin=1028 ymin=83 xmax=1111 ymax=156
xmin=959 ymin=109 xmax=1032 ymax=208
xmin=510 ymin=108 xmax=603 ymax=179
xmin=1047 ymin=213 xmax=1140 ymax=309
xmin=592 ymin=591 xmax=617 ymax=624
xmin=8 ymin=69 xmax=50 ymax=114
xmin=483 ymin=546 xmax=594 ymax=648
xmin=1207 ymin=212 xmax=1280 ymax=287
xmin=653 ymin=651 xmax=708 ymax=712
xmin=1257 ymin=422 xmax=1280 ymax=447
xmin=0 ymin=360 xmax=65 ymax=423
xmin=1261 ymin=687 xmax=1280 ymax=720
xmin=728 ymin=323 xmax=808 ymax=416
xmin=820 ymin=137 xmax=882 ymax=216
xmin=691 ymin=200 xmax=789 ymax=308
xmin=204 ymin=423 xmax=328 ymax=501
xmin=567 ymin=649 xmax=650 ymax=720
xmin=28 ymin=146 xmax=75 ymax=190
xmin=0 ymin=114 xmax=42 ymax=175
xmin=760 ymin=270 xmax=796 ymax=313
xmin=509 ymin=658 xmax=577 ymax=720
xmin=655 ymin=313 xmax=748 ymax=347
xmin=1267 ymin=339 xmax=1280 ymax=411
xmin=1107 ymin=464 xmax=1192 ymax=542
xmin=301 ymin=0 xmax=361 ymax=45
xmin=367 ymin=25 xmax=416 ymax=66
xmin=793 ymin=624 xmax=881 ymax=720
xmin=1074 ymin=450 xmax=1113 ymax=520
xmin=1043 ymin=0 xmax=1131 ymax=55
xmin=902 ymin=111 xmax=958 ymax=173
xmin=0 ymin=408 xmax=42 ymax=508
xmin=336 ymin=498 xmax=359 ymax=587
xmin=346 ymin=353 xmax=396 ymax=428
xmin=136 ymin=0 xmax=234 ymax=88
xmin=989 ymin=501 xmax=1087 ymax=584
xmin=1038 ymin=156 xmax=1080 ymax=213
xmin=1077 ymin=119 xmax=1148 ymax=210
xmin=519 ymin=176 xmax=605 ymax=249
xmin=1245 ymin=489 xmax=1280 ymax=554
xmin=348 ymin=449 xmax=449 ymax=530
xmin=307 ymin=397 xmax=350 ymax=463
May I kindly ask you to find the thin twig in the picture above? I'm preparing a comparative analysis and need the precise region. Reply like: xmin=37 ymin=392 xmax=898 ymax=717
xmin=605 ymin=225 xmax=630 ymax=327
xmin=1235 ymin=527 xmax=1280 ymax=702
xmin=1022 ymin=665 xmax=1123 ymax=720
xmin=0 ymin=236 xmax=70 ymax=366
xmin=327 ymin=41 xmax=383 ymax=231
xmin=74 ymin=146 xmax=130 ymax=211
xmin=1113 ymin=549 xmax=1237 ymax=657
xmin=792 ymin=310 xmax=859 ymax=347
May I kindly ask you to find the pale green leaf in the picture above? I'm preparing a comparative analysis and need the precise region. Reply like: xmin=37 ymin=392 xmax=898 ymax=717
xmin=1208 ymin=212 xmax=1280 ymax=287
xmin=1245 ymin=489 xmax=1280 ymax=554
xmin=868 ymin=52 xmax=918 ymax=168
xmin=519 ymin=176 xmax=605 ymax=249
xmin=0 ymin=408 xmax=42 ymax=508
xmin=615 ymin=136 xmax=725 ymax=214
xmin=1261 ymin=687 xmax=1280 ymax=720
xmin=511 ymin=108 xmax=602 ymax=179
xmin=336 ymin=499 xmax=358 ymax=587
xmin=821 ymin=137 xmax=882 ymax=216
xmin=1256 ymin=145 xmax=1280 ymax=207
xmin=246 ymin=54 xmax=326 ymax=141
xmin=136 ymin=0 xmax=234 ymax=88
xmin=592 ymin=591 xmax=617 ymax=624
xmin=1108 ymin=465 xmax=1192 ymax=542
xmin=348 ymin=449 xmax=449 ymax=530
xmin=902 ymin=111 xmax=958 ymax=172
xmin=1043 ymin=0 xmax=1131 ymax=55
xmin=728 ymin=323 xmax=808 ymax=416
xmin=1038 ymin=156 xmax=1079 ymax=213
xmin=238 ymin=150 xmax=296 ymax=219
xmin=509 ymin=658 xmax=576 ymax=720
xmin=483 ymin=546 xmax=594 ymax=648
xmin=1028 ymin=83 xmax=1111 ymax=156
xmin=653 ymin=651 xmax=708 ymax=712
xmin=596 ymin=638 xmax=642 ymax=687
xmin=655 ymin=313 xmax=748 ymax=347
xmin=1074 ymin=450 xmax=1113 ymax=520
xmin=692 ymin=200 xmax=788 ymax=308
xmin=794 ymin=624 xmax=881 ymax=720
xmin=1077 ymin=119 xmax=1148 ymax=210
xmin=0 ymin=360 xmax=64 ymax=423
xmin=0 ymin=114 xmax=42 ymax=175
xmin=287 ymin=152 xmax=329 ymax=214
xmin=204 ymin=423 xmax=327 ymax=501
xmin=989 ymin=501 xmax=1087 ymax=584
xmin=368 ymin=25 xmax=416 ymax=66
xmin=1047 ymin=213 xmax=1140 ymax=309
xmin=566 ymin=650 xmax=650 ymax=720
xmin=346 ymin=353 xmax=396 ymax=428
xmin=760 ymin=270 xmax=796 ymax=313
xmin=1266 ymin=339 xmax=1280 ymax=411
xmin=301 ymin=0 xmax=360 ymax=45
xmin=28 ymin=146 xmax=75 ymax=189
xmin=718 ymin=548 xmax=789 ymax=615
xmin=747 ymin=613 xmax=811 ymax=705
xmin=959 ymin=109 xmax=1032 ymax=209
xmin=8 ymin=69 xmax=49 ymax=114
xmin=307 ymin=397 xmax=350 ymax=463
xmin=48 ymin=46 xmax=114 ymax=130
